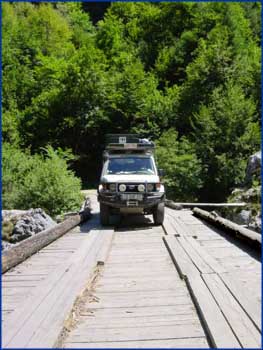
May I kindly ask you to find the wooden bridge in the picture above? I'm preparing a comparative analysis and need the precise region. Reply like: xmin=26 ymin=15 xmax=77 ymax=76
xmin=2 ymin=191 xmax=261 ymax=348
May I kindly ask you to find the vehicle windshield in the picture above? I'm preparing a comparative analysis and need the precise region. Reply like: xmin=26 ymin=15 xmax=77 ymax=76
xmin=106 ymin=157 xmax=155 ymax=175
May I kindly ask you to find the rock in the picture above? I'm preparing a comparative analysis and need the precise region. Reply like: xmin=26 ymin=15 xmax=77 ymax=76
xmin=248 ymin=213 xmax=262 ymax=234
xmin=225 ymin=152 xmax=261 ymax=234
xmin=245 ymin=151 xmax=261 ymax=183
xmin=232 ymin=210 xmax=251 ymax=226
xmin=2 ymin=210 xmax=28 ymax=222
xmin=243 ymin=187 xmax=261 ymax=201
xmin=2 ymin=240 xmax=13 ymax=251
xmin=11 ymin=208 xmax=56 ymax=243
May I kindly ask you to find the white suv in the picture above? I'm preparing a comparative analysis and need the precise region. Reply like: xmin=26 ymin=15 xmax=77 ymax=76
xmin=97 ymin=134 xmax=165 ymax=225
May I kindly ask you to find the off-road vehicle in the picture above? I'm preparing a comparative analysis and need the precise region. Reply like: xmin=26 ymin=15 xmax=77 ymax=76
xmin=97 ymin=134 xmax=165 ymax=225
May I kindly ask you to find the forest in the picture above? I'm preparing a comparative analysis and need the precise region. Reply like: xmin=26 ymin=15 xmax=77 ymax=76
xmin=2 ymin=2 xmax=261 ymax=216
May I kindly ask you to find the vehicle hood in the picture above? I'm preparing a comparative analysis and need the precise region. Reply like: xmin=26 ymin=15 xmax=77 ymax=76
xmin=101 ymin=174 xmax=160 ymax=183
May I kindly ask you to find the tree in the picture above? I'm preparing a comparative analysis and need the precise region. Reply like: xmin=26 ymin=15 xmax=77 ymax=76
xmin=156 ymin=129 xmax=203 ymax=201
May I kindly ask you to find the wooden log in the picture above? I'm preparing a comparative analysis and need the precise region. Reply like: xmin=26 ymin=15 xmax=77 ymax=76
xmin=2 ymin=205 xmax=91 ymax=274
xmin=166 ymin=200 xmax=247 ymax=209
xmin=192 ymin=208 xmax=261 ymax=248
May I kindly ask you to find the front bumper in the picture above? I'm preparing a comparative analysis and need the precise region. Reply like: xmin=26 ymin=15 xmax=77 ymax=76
xmin=98 ymin=191 xmax=165 ymax=208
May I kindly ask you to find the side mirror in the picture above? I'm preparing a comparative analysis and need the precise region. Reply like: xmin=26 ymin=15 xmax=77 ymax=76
xmin=158 ymin=169 xmax=165 ymax=177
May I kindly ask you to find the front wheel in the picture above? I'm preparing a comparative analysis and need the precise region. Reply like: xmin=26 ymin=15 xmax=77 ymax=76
xmin=100 ymin=203 xmax=110 ymax=226
xmin=153 ymin=202 xmax=165 ymax=225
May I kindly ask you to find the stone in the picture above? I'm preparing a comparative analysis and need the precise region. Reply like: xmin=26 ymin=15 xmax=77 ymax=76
xmin=233 ymin=210 xmax=251 ymax=226
xmin=245 ymin=151 xmax=261 ymax=183
xmin=2 ymin=210 xmax=28 ymax=222
xmin=248 ymin=213 xmax=262 ymax=234
xmin=2 ymin=240 xmax=13 ymax=251
xmin=11 ymin=208 xmax=56 ymax=243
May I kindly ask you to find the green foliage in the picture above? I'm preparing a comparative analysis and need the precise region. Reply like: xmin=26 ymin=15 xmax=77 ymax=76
xmin=156 ymin=130 xmax=203 ymax=201
xmin=2 ymin=143 xmax=82 ymax=216
xmin=2 ymin=2 xmax=261 ymax=202
xmin=2 ymin=220 xmax=15 ymax=242
xmin=191 ymin=83 xmax=260 ymax=200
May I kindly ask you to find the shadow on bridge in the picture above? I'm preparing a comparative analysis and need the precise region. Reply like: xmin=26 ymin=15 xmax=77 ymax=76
xmin=199 ymin=219 xmax=261 ymax=262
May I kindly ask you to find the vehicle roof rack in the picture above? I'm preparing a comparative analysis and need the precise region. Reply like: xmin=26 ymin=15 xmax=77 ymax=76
xmin=105 ymin=134 xmax=155 ymax=151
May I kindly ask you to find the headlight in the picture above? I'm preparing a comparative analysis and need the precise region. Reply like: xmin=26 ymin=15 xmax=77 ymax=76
xmin=156 ymin=183 xmax=161 ymax=191
xmin=109 ymin=183 xmax=116 ymax=192
xmin=138 ymin=184 xmax=145 ymax=192
xmin=98 ymin=184 xmax=106 ymax=192
xmin=119 ymin=184 xmax=126 ymax=192
xmin=147 ymin=183 xmax=154 ymax=192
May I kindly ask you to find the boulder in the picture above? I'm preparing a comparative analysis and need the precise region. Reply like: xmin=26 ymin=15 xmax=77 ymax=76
xmin=249 ymin=213 xmax=262 ymax=234
xmin=11 ymin=208 xmax=56 ymax=243
xmin=245 ymin=151 xmax=261 ymax=183
xmin=232 ymin=210 xmax=251 ymax=226
xmin=2 ymin=210 xmax=28 ymax=222
xmin=2 ymin=240 xmax=13 ymax=251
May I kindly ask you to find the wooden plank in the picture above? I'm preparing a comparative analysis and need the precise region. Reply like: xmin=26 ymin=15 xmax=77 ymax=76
xmin=112 ymin=241 xmax=162 ymax=248
xmin=81 ymin=304 xmax=197 ymax=318
xmin=78 ymin=312 xmax=200 ymax=326
xmin=110 ymin=247 xmax=167 ymax=256
xmin=94 ymin=288 xmax=187 ymax=300
xmin=2 ymin=275 xmax=45 ymax=282
xmin=186 ymin=274 xmax=240 ymax=348
xmin=106 ymin=252 xmax=167 ymax=260
xmin=203 ymin=273 xmax=261 ymax=347
xmin=162 ymin=214 xmax=180 ymax=235
xmin=2 ymin=288 xmax=31 ymax=296
xmin=97 ymin=273 xmax=180 ymax=283
xmin=64 ymin=337 xmax=209 ymax=348
xmin=112 ymin=237 xmax=162 ymax=244
xmin=103 ymin=261 xmax=175 ymax=270
xmin=177 ymin=237 xmax=214 ymax=274
xmin=97 ymin=230 xmax=115 ymax=265
xmin=106 ymin=256 xmax=171 ymax=264
xmin=216 ymin=256 xmax=260 ymax=270
xmin=3 ymin=229 xmax=105 ymax=348
xmin=77 ymin=317 xmax=201 ymax=329
xmin=95 ymin=278 xmax=181 ymax=290
xmin=163 ymin=236 xmax=197 ymax=278
xmin=184 ymin=236 xmax=226 ymax=274
xmin=26 ymin=229 xmax=113 ymax=348
xmin=2 ymin=282 xmax=38 ymax=288
xmin=86 ymin=295 xmax=192 ymax=309
xmin=101 ymin=267 xmax=179 ymax=277
xmin=205 ymin=246 xmax=249 ymax=258
xmin=164 ymin=235 xmax=240 ymax=348
xmin=96 ymin=281 xmax=182 ymax=293
xmin=67 ymin=324 xmax=206 ymax=342
xmin=219 ymin=272 xmax=261 ymax=332
xmin=198 ymin=239 xmax=232 ymax=248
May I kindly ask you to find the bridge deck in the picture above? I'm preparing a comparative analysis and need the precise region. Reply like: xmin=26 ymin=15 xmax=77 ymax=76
xmin=64 ymin=221 xmax=209 ymax=348
xmin=2 ymin=192 xmax=261 ymax=348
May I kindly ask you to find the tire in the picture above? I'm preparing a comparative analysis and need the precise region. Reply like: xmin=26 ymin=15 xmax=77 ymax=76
xmin=100 ymin=203 xmax=110 ymax=226
xmin=153 ymin=202 xmax=165 ymax=225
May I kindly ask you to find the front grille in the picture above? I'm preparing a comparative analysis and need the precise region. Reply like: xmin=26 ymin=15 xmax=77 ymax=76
xmin=117 ymin=183 xmax=157 ymax=192
xmin=118 ymin=183 xmax=141 ymax=193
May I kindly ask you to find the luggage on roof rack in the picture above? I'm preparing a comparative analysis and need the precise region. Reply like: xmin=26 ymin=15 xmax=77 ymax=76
xmin=105 ymin=134 xmax=155 ymax=151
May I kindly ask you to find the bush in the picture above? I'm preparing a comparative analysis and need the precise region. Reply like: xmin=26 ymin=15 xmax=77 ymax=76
xmin=2 ymin=143 xmax=83 ymax=217
xmin=156 ymin=129 xmax=203 ymax=201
